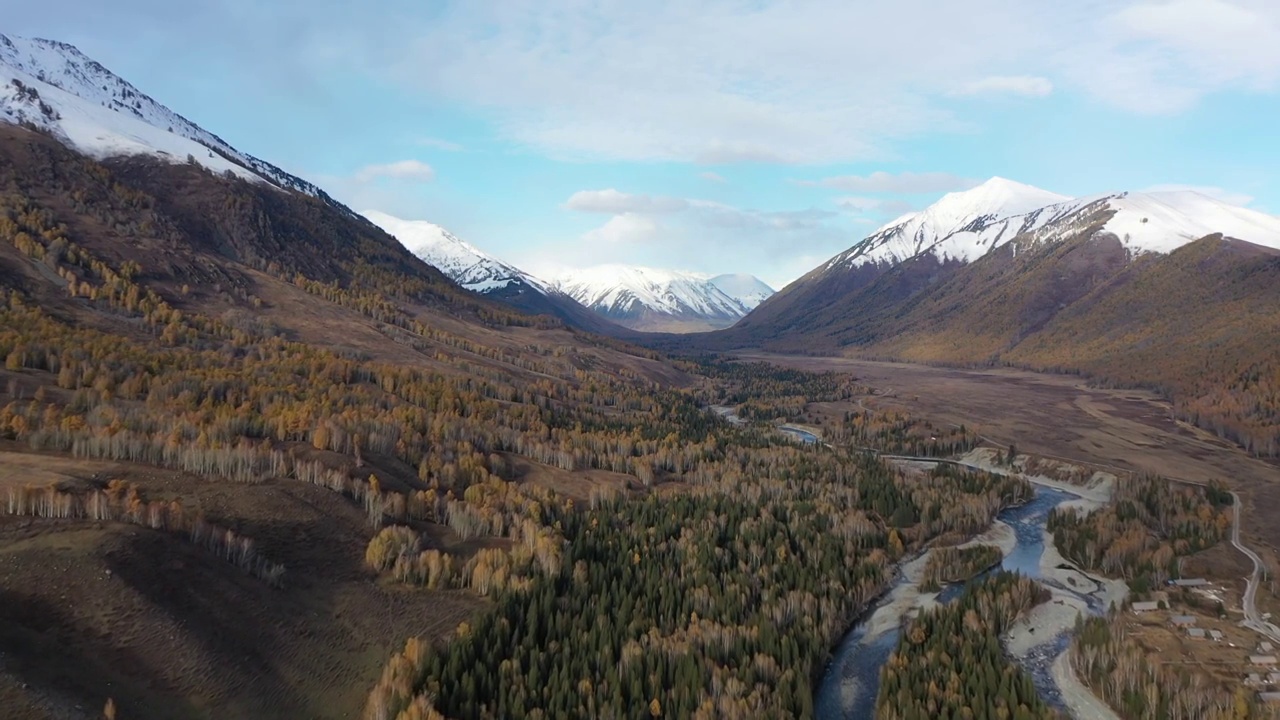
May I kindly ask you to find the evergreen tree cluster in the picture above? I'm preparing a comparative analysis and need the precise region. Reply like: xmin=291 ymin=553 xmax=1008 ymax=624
xmin=876 ymin=572 xmax=1056 ymax=720
xmin=1048 ymin=474 xmax=1230 ymax=593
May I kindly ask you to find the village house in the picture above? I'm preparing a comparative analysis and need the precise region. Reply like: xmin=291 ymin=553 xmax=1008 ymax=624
xmin=1170 ymin=615 xmax=1197 ymax=627
xmin=1131 ymin=601 xmax=1159 ymax=613
xmin=1250 ymin=655 xmax=1278 ymax=667
xmin=1187 ymin=628 xmax=1206 ymax=639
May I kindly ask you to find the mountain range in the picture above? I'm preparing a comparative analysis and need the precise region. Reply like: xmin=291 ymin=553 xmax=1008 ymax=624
xmin=5 ymin=26 xmax=1280 ymax=449
xmin=362 ymin=210 xmax=774 ymax=333
xmin=554 ymin=265 xmax=774 ymax=332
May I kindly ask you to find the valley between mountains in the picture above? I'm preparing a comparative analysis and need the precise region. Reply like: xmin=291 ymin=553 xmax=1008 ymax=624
xmin=3 ymin=29 xmax=1280 ymax=720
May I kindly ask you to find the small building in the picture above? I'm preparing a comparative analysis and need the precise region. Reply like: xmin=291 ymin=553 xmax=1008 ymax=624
xmin=1268 ymin=672 xmax=1280 ymax=685
xmin=1263 ymin=642 xmax=1276 ymax=653
xmin=1251 ymin=655 xmax=1279 ymax=667
xmin=1131 ymin=601 xmax=1159 ymax=613
xmin=1259 ymin=692 xmax=1280 ymax=704
xmin=1247 ymin=674 xmax=1265 ymax=687
xmin=1173 ymin=578 xmax=1209 ymax=587
xmin=1187 ymin=628 xmax=1206 ymax=639
xmin=1209 ymin=630 xmax=1224 ymax=641
xmin=1170 ymin=615 xmax=1197 ymax=627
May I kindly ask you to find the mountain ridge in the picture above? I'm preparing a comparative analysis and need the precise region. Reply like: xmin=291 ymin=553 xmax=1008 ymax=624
xmin=555 ymin=264 xmax=774 ymax=333
xmin=0 ymin=33 xmax=332 ymax=201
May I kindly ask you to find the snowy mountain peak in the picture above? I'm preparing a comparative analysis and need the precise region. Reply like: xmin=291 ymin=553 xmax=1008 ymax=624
xmin=555 ymin=265 xmax=773 ymax=331
xmin=0 ymin=33 xmax=326 ymax=198
xmin=361 ymin=210 xmax=550 ymax=294
xmin=708 ymin=273 xmax=775 ymax=311
xmin=834 ymin=178 xmax=1070 ymax=271
xmin=825 ymin=178 xmax=1280 ymax=280
xmin=918 ymin=178 xmax=1070 ymax=230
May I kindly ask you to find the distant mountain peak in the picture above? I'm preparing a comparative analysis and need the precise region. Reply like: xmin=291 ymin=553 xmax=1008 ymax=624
xmin=362 ymin=210 xmax=551 ymax=294
xmin=555 ymin=265 xmax=774 ymax=332
xmin=708 ymin=273 xmax=775 ymax=311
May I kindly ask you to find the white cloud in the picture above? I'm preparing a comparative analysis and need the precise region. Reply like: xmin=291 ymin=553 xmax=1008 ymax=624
xmin=388 ymin=1 xmax=1058 ymax=163
xmin=797 ymin=171 xmax=980 ymax=193
xmin=699 ymin=171 xmax=727 ymax=183
xmin=1061 ymin=0 xmax=1280 ymax=113
xmin=21 ymin=1 xmax=1280 ymax=168
xmin=375 ymin=1 xmax=1280 ymax=162
xmin=583 ymin=213 xmax=662 ymax=244
xmin=568 ymin=190 xmax=832 ymax=231
xmin=1143 ymin=183 xmax=1255 ymax=206
xmin=952 ymin=75 xmax=1054 ymax=98
xmin=565 ymin=189 xmax=688 ymax=214
xmin=353 ymin=159 xmax=436 ymax=183
xmin=544 ymin=188 xmax=850 ymax=286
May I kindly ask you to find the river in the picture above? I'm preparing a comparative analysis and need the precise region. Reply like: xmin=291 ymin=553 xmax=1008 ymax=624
xmin=814 ymin=485 xmax=1100 ymax=719
xmin=709 ymin=405 xmax=818 ymax=444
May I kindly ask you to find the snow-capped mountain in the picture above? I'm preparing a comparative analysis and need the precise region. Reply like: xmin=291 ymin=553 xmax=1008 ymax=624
xmin=829 ymin=176 xmax=1280 ymax=273
xmin=734 ymin=175 xmax=1280 ymax=351
xmin=0 ymin=33 xmax=326 ymax=198
xmin=828 ymin=177 xmax=1071 ymax=270
xmin=362 ymin=211 xmax=633 ymax=333
xmin=362 ymin=210 xmax=550 ymax=294
xmin=708 ymin=274 xmax=775 ymax=311
xmin=555 ymin=266 xmax=771 ymax=332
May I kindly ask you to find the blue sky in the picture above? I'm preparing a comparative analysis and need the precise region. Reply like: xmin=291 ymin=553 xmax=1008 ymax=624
xmin=9 ymin=0 xmax=1280 ymax=288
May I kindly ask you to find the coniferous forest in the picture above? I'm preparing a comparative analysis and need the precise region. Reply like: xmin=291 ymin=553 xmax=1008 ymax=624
xmin=1048 ymin=475 xmax=1231 ymax=593
xmin=875 ymin=572 xmax=1056 ymax=720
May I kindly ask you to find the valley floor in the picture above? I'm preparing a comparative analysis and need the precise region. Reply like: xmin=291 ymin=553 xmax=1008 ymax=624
xmin=737 ymin=353 xmax=1280 ymax=550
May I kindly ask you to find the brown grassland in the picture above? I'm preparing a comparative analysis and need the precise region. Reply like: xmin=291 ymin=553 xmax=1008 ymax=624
xmin=736 ymin=354 xmax=1280 ymax=547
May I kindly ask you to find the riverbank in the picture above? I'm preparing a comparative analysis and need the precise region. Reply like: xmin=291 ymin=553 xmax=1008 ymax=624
xmin=1051 ymin=652 xmax=1122 ymax=720
xmin=1003 ymin=523 xmax=1129 ymax=652
xmin=816 ymin=463 xmax=1125 ymax=720
xmin=958 ymin=448 xmax=1115 ymax=509
xmin=861 ymin=518 xmax=1019 ymax=639
xmin=861 ymin=551 xmax=939 ymax=638
xmin=1002 ymin=525 xmax=1129 ymax=718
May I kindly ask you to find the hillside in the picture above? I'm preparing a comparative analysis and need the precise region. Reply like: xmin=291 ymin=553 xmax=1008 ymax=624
xmin=0 ymin=113 xmax=690 ymax=718
xmin=688 ymin=182 xmax=1280 ymax=457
